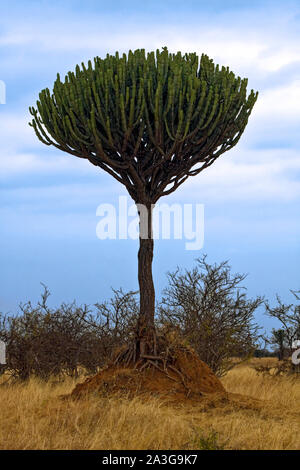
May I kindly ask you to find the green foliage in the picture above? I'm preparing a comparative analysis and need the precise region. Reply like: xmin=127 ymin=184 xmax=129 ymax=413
xmin=191 ymin=429 xmax=225 ymax=450
xmin=29 ymin=47 xmax=258 ymax=202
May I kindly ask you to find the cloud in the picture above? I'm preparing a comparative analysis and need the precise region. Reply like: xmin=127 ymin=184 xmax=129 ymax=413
xmin=0 ymin=114 xmax=95 ymax=177
xmin=0 ymin=151 xmax=78 ymax=176
xmin=1 ymin=2 xmax=300 ymax=209
xmin=175 ymin=147 xmax=300 ymax=203
xmin=0 ymin=1 xmax=299 ymax=80
xmin=254 ymin=80 xmax=300 ymax=118
xmin=0 ymin=114 xmax=38 ymax=150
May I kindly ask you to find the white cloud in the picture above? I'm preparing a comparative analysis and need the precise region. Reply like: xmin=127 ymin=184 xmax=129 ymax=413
xmin=0 ymin=113 xmax=95 ymax=176
xmin=0 ymin=2 xmax=299 ymax=209
xmin=0 ymin=4 xmax=299 ymax=79
xmin=178 ymin=147 xmax=300 ymax=202
xmin=0 ymin=114 xmax=38 ymax=150
xmin=258 ymin=49 xmax=300 ymax=72
xmin=0 ymin=151 xmax=68 ymax=175
xmin=1 ymin=27 xmax=298 ymax=77
xmin=254 ymin=80 xmax=300 ymax=117
xmin=1 ymin=183 xmax=111 ymax=206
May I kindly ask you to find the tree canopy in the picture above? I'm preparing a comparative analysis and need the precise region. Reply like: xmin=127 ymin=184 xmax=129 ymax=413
xmin=29 ymin=47 xmax=258 ymax=204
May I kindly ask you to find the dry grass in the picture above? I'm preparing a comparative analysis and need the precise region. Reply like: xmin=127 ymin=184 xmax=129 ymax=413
xmin=0 ymin=360 xmax=299 ymax=450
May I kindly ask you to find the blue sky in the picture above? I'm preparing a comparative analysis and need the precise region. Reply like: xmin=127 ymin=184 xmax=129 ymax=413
xmin=0 ymin=0 xmax=300 ymax=334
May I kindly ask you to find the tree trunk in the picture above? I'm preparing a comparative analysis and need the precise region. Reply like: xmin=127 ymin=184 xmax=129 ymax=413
xmin=137 ymin=202 xmax=156 ymax=357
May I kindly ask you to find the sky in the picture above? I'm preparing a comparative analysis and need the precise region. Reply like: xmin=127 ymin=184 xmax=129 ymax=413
xmin=0 ymin=0 xmax=299 ymax=334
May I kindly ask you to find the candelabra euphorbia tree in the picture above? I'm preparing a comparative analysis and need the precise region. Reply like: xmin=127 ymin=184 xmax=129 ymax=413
xmin=29 ymin=47 xmax=258 ymax=361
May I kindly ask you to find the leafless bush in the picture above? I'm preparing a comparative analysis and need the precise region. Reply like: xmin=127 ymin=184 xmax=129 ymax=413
xmin=263 ymin=291 xmax=300 ymax=374
xmin=0 ymin=256 xmax=264 ymax=380
xmin=0 ymin=285 xmax=138 ymax=381
xmin=158 ymin=255 xmax=263 ymax=376
xmin=265 ymin=291 xmax=300 ymax=357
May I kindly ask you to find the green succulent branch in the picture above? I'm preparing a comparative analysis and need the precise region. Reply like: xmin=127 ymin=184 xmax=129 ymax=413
xmin=29 ymin=47 xmax=258 ymax=204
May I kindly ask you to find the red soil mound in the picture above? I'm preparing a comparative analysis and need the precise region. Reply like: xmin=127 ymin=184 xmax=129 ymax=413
xmin=70 ymin=347 xmax=226 ymax=403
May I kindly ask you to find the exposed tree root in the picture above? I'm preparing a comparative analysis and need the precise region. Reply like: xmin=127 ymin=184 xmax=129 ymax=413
xmin=112 ymin=328 xmax=193 ymax=392
xmin=69 ymin=330 xmax=226 ymax=402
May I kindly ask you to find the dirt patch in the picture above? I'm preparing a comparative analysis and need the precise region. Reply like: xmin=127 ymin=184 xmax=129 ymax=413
xmin=66 ymin=346 xmax=265 ymax=413
xmin=68 ymin=347 xmax=226 ymax=404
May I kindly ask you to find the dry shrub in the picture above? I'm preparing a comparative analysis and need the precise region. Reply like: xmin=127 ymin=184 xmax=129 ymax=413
xmin=0 ymin=255 xmax=264 ymax=381
xmin=159 ymin=256 xmax=263 ymax=376
xmin=0 ymin=286 xmax=138 ymax=380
